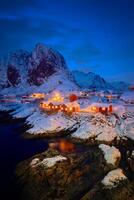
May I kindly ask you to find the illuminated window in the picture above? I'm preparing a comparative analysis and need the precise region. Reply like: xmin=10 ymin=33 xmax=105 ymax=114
xmin=102 ymin=107 xmax=106 ymax=111
xmin=92 ymin=106 xmax=97 ymax=111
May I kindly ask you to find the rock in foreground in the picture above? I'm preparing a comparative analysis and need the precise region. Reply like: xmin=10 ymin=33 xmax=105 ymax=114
xmin=16 ymin=147 xmax=107 ymax=200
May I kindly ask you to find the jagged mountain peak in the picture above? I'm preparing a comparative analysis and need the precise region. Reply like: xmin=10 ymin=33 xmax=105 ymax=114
xmin=32 ymin=43 xmax=68 ymax=71
xmin=0 ymin=43 xmax=73 ymax=88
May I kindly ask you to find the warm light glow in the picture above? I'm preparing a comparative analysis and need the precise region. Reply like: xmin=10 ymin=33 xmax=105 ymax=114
xmin=102 ymin=107 xmax=106 ymax=111
xmin=30 ymin=93 xmax=45 ymax=99
xmin=69 ymin=107 xmax=72 ymax=111
xmin=49 ymin=140 xmax=75 ymax=153
xmin=92 ymin=106 xmax=97 ymax=111
xmin=50 ymin=92 xmax=64 ymax=102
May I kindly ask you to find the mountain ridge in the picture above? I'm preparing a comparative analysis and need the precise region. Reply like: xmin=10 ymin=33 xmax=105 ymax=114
xmin=0 ymin=44 xmax=130 ymax=94
xmin=72 ymin=70 xmax=130 ymax=92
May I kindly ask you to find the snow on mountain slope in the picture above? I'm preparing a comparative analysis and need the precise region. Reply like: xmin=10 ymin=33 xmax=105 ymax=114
xmin=0 ymin=43 xmax=78 ymax=95
xmin=120 ymin=91 xmax=134 ymax=103
xmin=111 ymin=81 xmax=130 ymax=92
xmin=72 ymin=70 xmax=112 ymax=90
xmin=72 ymin=71 xmax=130 ymax=92
xmin=35 ymin=73 xmax=78 ymax=94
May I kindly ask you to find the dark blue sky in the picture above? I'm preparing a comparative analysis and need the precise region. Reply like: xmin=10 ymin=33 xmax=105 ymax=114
xmin=0 ymin=0 xmax=134 ymax=82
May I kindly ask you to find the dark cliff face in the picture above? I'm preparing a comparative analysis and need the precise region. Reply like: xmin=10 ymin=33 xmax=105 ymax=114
xmin=28 ymin=59 xmax=56 ymax=86
xmin=7 ymin=64 xmax=20 ymax=86
xmin=0 ymin=44 xmax=70 ymax=88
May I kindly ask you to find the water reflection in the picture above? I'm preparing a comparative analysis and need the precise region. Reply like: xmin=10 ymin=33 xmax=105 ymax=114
xmin=49 ymin=139 xmax=75 ymax=153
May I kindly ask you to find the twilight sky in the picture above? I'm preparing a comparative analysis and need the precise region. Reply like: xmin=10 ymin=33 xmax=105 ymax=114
xmin=0 ymin=0 xmax=134 ymax=83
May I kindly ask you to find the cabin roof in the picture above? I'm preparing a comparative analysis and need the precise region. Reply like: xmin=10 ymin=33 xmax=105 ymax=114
xmin=41 ymin=100 xmax=80 ymax=107
xmin=41 ymin=101 xmax=63 ymax=106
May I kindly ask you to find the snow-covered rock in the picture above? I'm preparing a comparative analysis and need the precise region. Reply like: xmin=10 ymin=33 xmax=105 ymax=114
xmin=99 ymin=144 xmax=121 ymax=168
xmin=101 ymin=168 xmax=127 ymax=188
xmin=26 ymin=112 xmax=77 ymax=135
xmin=72 ymin=113 xmax=117 ymax=143
xmin=124 ymin=121 xmax=134 ymax=140
xmin=30 ymin=158 xmax=40 ymax=167
xmin=11 ymin=104 xmax=36 ymax=119
xmin=30 ymin=155 xmax=67 ymax=168
xmin=96 ymin=128 xmax=117 ymax=143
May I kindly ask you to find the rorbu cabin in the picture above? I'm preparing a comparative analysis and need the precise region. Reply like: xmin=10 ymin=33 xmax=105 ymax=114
xmin=90 ymin=103 xmax=113 ymax=114
xmin=65 ymin=102 xmax=80 ymax=112
xmin=39 ymin=91 xmax=80 ymax=113
xmin=104 ymin=94 xmax=120 ymax=102
xmin=30 ymin=93 xmax=45 ymax=99
xmin=40 ymin=101 xmax=80 ymax=113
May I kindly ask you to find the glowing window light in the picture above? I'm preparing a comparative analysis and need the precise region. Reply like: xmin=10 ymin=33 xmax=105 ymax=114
xmin=108 ymin=95 xmax=112 ymax=99
xmin=102 ymin=107 xmax=106 ymax=111
xmin=92 ymin=106 xmax=97 ymax=111
xmin=50 ymin=92 xmax=64 ymax=102
xmin=69 ymin=107 xmax=72 ymax=111
xmin=55 ymin=106 xmax=58 ymax=108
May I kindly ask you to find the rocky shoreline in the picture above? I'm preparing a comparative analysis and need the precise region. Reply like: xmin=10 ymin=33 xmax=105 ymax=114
xmin=0 ymin=110 xmax=134 ymax=200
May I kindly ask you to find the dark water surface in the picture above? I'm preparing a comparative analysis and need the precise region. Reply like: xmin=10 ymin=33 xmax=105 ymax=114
xmin=0 ymin=113 xmax=86 ymax=200
xmin=0 ymin=119 xmax=49 ymax=200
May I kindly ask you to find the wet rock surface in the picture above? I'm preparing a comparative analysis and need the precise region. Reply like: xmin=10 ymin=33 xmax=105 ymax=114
xmin=81 ymin=180 xmax=134 ymax=200
xmin=16 ymin=147 xmax=107 ymax=200
xmin=16 ymin=137 xmax=134 ymax=200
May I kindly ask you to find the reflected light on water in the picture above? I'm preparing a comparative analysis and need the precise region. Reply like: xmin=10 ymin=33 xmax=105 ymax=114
xmin=49 ymin=140 xmax=75 ymax=153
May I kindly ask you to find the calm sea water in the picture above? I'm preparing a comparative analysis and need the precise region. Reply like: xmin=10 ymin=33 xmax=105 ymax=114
xmin=0 ymin=114 xmax=86 ymax=200
xmin=0 ymin=120 xmax=49 ymax=200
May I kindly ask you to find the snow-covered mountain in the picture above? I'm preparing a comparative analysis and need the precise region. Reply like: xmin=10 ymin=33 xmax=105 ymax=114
xmin=0 ymin=44 xmax=130 ymax=94
xmin=72 ymin=71 xmax=130 ymax=92
xmin=111 ymin=81 xmax=130 ymax=92
xmin=72 ymin=70 xmax=112 ymax=90
xmin=0 ymin=44 xmax=78 ymax=94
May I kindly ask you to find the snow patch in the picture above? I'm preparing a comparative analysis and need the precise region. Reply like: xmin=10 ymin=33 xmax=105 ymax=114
xmin=72 ymin=113 xmax=117 ymax=143
xmin=99 ymin=144 xmax=121 ymax=167
xmin=26 ymin=112 xmax=77 ymax=135
xmin=30 ymin=155 xmax=67 ymax=168
xmin=101 ymin=168 xmax=127 ymax=188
